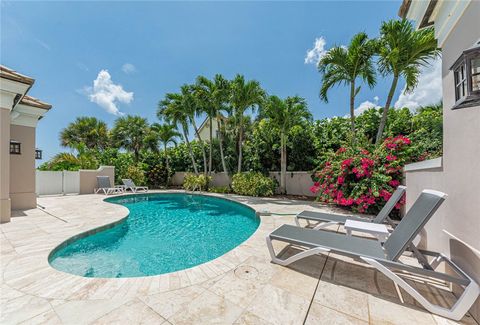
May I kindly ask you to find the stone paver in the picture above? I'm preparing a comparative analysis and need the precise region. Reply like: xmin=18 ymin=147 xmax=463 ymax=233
xmin=0 ymin=190 xmax=477 ymax=324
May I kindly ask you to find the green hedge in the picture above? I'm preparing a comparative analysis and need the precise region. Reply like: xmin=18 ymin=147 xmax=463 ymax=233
xmin=231 ymin=172 xmax=275 ymax=197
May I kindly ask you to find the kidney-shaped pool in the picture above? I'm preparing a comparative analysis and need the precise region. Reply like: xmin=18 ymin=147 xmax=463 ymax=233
xmin=49 ymin=193 xmax=259 ymax=278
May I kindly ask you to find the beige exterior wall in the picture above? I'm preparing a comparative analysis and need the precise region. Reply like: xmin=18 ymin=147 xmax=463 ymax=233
xmin=197 ymin=117 xmax=220 ymax=141
xmin=79 ymin=166 xmax=115 ymax=194
xmin=405 ymin=1 xmax=480 ymax=319
xmin=0 ymin=107 xmax=11 ymax=222
xmin=9 ymin=125 xmax=37 ymax=210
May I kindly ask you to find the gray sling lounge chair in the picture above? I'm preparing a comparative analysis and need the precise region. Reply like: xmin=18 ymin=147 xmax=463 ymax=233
xmin=122 ymin=179 xmax=148 ymax=193
xmin=296 ymin=185 xmax=406 ymax=230
xmin=267 ymin=190 xmax=479 ymax=320
xmin=94 ymin=176 xmax=123 ymax=195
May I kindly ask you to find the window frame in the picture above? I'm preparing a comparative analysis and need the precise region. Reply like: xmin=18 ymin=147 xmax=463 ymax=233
xmin=35 ymin=149 xmax=43 ymax=160
xmin=9 ymin=141 xmax=21 ymax=155
xmin=451 ymin=46 xmax=480 ymax=109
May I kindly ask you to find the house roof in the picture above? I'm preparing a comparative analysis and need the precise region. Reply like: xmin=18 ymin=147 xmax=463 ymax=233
xmin=0 ymin=65 xmax=35 ymax=86
xmin=20 ymin=95 xmax=52 ymax=110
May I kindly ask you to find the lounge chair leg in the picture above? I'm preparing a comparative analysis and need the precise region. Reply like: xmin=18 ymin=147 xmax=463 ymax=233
xmin=266 ymin=236 xmax=330 ymax=266
xmin=361 ymin=257 xmax=480 ymax=321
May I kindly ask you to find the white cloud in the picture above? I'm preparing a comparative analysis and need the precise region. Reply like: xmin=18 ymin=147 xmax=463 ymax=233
xmin=305 ymin=37 xmax=327 ymax=65
xmin=35 ymin=38 xmax=50 ymax=51
xmin=394 ymin=57 xmax=442 ymax=111
xmin=85 ymin=70 xmax=133 ymax=116
xmin=354 ymin=96 xmax=381 ymax=116
xmin=121 ymin=63 xmax=136 ymax=74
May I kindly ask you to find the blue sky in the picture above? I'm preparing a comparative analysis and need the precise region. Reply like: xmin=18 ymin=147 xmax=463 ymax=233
xmin=1 ymin=1 xmax=441 ymax=162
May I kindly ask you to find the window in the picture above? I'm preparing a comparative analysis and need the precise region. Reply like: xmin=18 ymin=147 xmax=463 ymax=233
xmin=10 ymin=141 xmax=21 ymax=154
xmin=451 ymin=46 xmax=480 ymax=109
xmin=35 ymin=149 xmax=42 ymax=160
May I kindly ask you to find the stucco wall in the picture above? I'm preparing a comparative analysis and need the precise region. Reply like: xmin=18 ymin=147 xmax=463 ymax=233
xmin=9 ymin=125 xmax=36 ymax=210
xmin=405 ymin=1 xmax=480 ymax=319
xmin=0 ymin=108 xmax=11 ymax=222
xmin=79 ymin=166 xmax=115 ymax=194
xmin=171 ymin=171 xmax=315 ymax=196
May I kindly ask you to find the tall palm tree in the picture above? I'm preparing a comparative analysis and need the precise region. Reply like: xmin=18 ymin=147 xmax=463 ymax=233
xmin=195 ymin=74 xmax=230 ymax=175
xmin=230 ymin=74 xmax=265 ymax=173
xmin=375 ymin=19 xmax=440 ymax=144
xmin=260 ymin=95 xmax=311 ymax=194
xmin=158 ymin=90 xmax=199 ymax=175
xmin=151 ymin=123 xmax=180 ymax=184
xmin=60 ymin=116 xmax=109 ymax=150
xmin=110 ymin=115 xmax=150 ymax=162
xmin=318 ymin=32 xmax=377 ymax=133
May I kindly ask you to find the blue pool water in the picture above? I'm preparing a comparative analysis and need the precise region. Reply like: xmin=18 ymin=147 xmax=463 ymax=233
xmin=49 ymin=193 xmax=259 ymax=278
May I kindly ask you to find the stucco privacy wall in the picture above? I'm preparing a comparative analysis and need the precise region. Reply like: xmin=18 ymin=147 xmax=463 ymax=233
xmin=405 ymin=1 xmax=480 ymax=319
xmin=171 ymin=171 xmax=316 ymax=196
xmin=79 ymin=166 xmax=115 ymax=194
xmin=9 ymin=125 xmax=36 ymax=210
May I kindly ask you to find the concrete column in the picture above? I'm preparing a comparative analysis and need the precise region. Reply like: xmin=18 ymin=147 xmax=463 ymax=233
xmin=0 ymin=107 xmax=11 ymax=222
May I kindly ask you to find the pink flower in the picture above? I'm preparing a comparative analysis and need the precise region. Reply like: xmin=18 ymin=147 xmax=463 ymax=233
xmin=338 ymin=147 xmax=347 ymax=153
xmin=337 ymin=176 xmax=344 ymax=185
xmin=309 ymin=186 xmax=319 ymax=194
xmin=386 ymin=155 xmax=397 ymax=161
xmin=389 ymin=180 xmax=400 ymax=187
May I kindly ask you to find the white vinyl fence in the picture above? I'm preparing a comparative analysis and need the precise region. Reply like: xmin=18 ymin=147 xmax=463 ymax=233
xmin=36 ymin=170 xmax=80 ymax=195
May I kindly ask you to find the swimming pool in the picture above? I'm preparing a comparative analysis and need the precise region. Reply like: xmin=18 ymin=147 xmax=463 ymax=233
xmin=49 ymin=193 xmax=259 ymax=278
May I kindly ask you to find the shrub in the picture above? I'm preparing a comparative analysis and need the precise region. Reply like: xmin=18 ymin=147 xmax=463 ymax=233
xmin=183 ymin=173 xmax=211 ymax=191
xmin=144 ymin=163 xmax=170 ymax=188
xmin=231 ymin=172 xmax=275 ymax=197
xmin=310 ymin=135 xmax=412 ymax=214
xmin=124 ymin=165 xmax=146 ymax=186
xmin=208 ymin=186 xmax=231 ymax=194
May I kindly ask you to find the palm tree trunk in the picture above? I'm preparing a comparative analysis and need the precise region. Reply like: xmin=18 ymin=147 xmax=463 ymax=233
xmin=217 ymin=116 xmax=228 ymax=176
xmin=191 ymin=118 xmax=208 ymax=176
xmin=376 ymin=74 xmax=399 ymax=144
xmin=349 ymin=81 xmax=356 ymax=134
xmin=164 ymin=142 xmax=170 ymax=186
xmin=182 ymin=128 xmax=199 ymax=175
xmin=237 ymin=119 xmax=243 ymax=174
xmin=208 ymin=116 xmax=213 ymax=175
xmin=280 ymin=131 xmax=287 ymax=194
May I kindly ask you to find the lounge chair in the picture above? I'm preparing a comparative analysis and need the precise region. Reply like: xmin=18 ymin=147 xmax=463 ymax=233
xmin=122 ymin=179 xmax=148 ymax=193
xmin=94 ymin=176 xmax=123 ymax=195
xmin=266 ymin=190 xmax=479 ymax=320
xmin=296 ymin=185 xmax=406 ymax=230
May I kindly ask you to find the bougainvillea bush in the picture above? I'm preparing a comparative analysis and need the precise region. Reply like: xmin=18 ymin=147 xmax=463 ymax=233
xmin=310 ymin=135 xmax=413 ymax=214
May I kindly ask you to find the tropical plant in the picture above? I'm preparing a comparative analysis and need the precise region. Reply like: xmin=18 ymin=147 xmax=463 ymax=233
xmin=230 ymin=74 xmax=265 ymax=173
xmin=195 ymin=74 xmax=231 ymax=175
xmin=60 ymin=116 xmax=109 ymax=150
xmin=318 ymin=32 xmax=377 ymax=133
xmin=110 ymin=115 xmax=150 ymax=162
xmin=260 ymin=95 xmax=312 ymax=193
xmin=125 ymin=165 xmax=146 ymax=186
xmin=183 ymin=173 xmax=211 ymax=191
xmin=158 ymin=87 xmax=200 ymax=174
xmin=310 ymin=135 xmax=414 ymax=214
xmin=375 ymin=19 xmax=440 ymax=143
xmin=151 ymin=123 xmax=180 ymax=184
xmin=231 ymin=172 xmax=275 ymax=197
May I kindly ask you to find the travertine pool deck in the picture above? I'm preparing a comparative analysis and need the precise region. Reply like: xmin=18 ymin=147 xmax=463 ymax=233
xmin=0 ymin=191 xmax=477 ymax=324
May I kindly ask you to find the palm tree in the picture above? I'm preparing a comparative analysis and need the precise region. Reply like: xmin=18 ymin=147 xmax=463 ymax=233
xmin=260 ymin=95 xmax=311 ymax=194
xmin=375 ymin=19 xmax=440 ymax=144
xmin=110 ymin=115 xmax=150 ymax=162
xmin=60 ymin=116 xmax=109 ymax=150
xmin=195 ymin=74 xmax=230 ymax=175
xmin=151 ymin=123 xmax=180 ymax=185
xmin=230 ymin=74 xmax=265 ymax=173
xmin=318 ymin=32 xmax=377 ymax=133
xmin=158 ymin=89 xmax=200 ymax=174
